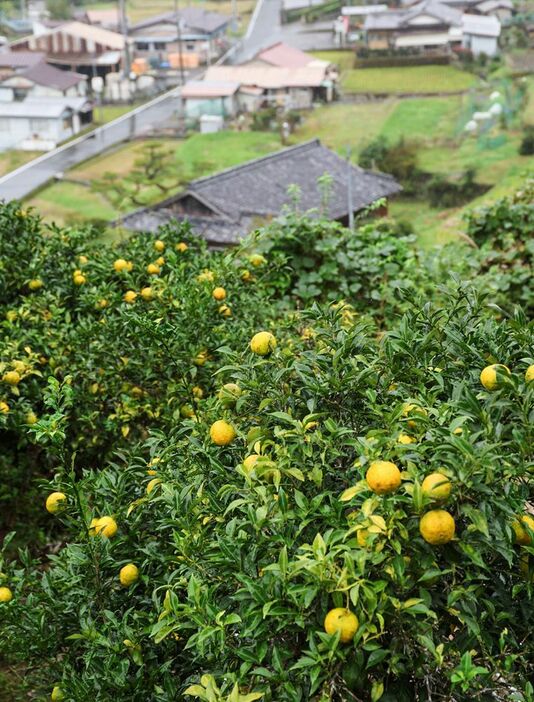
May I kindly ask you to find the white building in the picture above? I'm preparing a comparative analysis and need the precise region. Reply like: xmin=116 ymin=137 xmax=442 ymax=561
xmin=0 ymin=97 xmax=90 ymax=151
xmin=462 ymin=13 xmax=501 ymax=55
xmin=0 ymin=63 xmax=87 ymax=101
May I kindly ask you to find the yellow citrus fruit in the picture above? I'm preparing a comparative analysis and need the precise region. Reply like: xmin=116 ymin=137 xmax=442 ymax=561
xmin=78 ymin=255 xmax=88 ymax=265
xmin=73 ymin=273 xmax=86 ymax=286
xmin=197 ymin=269 xmax=214 ymax=283
xmin=113 ymin=258 xmax=131 ymax=273
xmin=249 ymin=254 xmax=266 ymax=267
xmin=212 ymin=287 xmax=226 ymax=301
xmin=219 ymin=304 xmax=232 ymax=317
xmin=192 ymin=386 xmax=203 ymax=399
xmin=147 ymin=263 xmax=160 ymax=275
xmin=243 ymin=454 xmax=260 ymax=473
xmin=51 ymin=686 xmax=65 ymax=701
xmin=525 ymin=365 xmax=534 ymax=383
xmin=89 ymin=516 xmax=118 ymax=538
xmin=512 ymin=515 xmax=534 ymax=545
xmin=420 ymin=510 xmax=455 ymax=545
xmin=123 ymin=290 xmax=137 ymax=304
xmin=366 ymin=460 xmax=402 ymax=495
xmin=194 ymin=350 xmax=208 ymax=366
xmin=397 ymin=434 xmax=416 ymax=445
xmin=140 ymin=287 xmax=154 ymax=301
xmin=210 ymin=420 xmax=236 ymax=446
xmin=421 ymin=472 xmax=451 ymax=501
xmin=119 ymin=563 xmax=139 ymax=586
xmin=0 ymin=586 xmax=13 ymax=603
xmin=218 ymin=383 xmax=242 ymax=407
xmin=250 ymin=331 xmax=277 ymax=355
xmin=146 ymin=478 xmax=162 ymax=494
xmin=176 ymin=242 xmax=188 ymax=252
xmin=0 ymin=401 xmax=9 ymax=414
xmin=241 ymin=269 xmax=252 ymax=281
xmin=156 ymin=256 xmax=165 ymax=266
xmin=402 ymin=403 xmax=427 ymax=428
xmin=28 ymin=278 xmax=43 ymax=290
xmin=97 ymin=298 xmax=109 ymax=309
xmin=154 ymin=239 xmax=165 ymax=252
xmin=3 ymin=370 xmax=21 ymax=385
xmin=480 ymin=364 xmax=510 ymax=390
xmin=26 ymin=411 xmax=38 ymax=425
xmin=46 ymin=492 xmax=67 ymax=514
xmin=324 ymin=608 xmax=359 ymax=643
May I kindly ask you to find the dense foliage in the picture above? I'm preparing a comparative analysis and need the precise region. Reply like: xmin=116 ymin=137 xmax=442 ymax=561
xmin=0 ymin=183 xmax=533 ymax=702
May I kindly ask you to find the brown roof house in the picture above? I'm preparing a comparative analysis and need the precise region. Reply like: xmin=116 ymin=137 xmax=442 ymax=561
xmin=11 ymin=22 xmax=129 ymax=77
xmin=129 ymin=8 xmax=232 ymax=67
xmin=121 ymin=139 xmax=401 ymax=246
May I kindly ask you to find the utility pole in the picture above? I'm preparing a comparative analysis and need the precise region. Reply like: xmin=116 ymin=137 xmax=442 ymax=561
xmin=118 ymin=0 xmax=131 ymax=78
xmin=346 ymin=146 xmax=354 ymax=232
xmin=174 ymin=0 xmax=185 ymax=86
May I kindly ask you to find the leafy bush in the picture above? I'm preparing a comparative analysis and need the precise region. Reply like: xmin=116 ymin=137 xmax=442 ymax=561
xmin=0 ymin=183 xmax=533 ymax=701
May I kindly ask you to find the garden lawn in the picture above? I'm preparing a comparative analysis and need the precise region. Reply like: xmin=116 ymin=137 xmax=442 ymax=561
xmin=341 ymin=65 xmax=477 ymax=94
xmin=381 ymin=96 xmax=462 ymax=143
xmin=27 ymin=182 xmax=116 ymax=226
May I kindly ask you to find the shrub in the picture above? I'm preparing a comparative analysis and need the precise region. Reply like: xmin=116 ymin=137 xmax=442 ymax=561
xmin=519 ymin=128 xmax=534 ymax=156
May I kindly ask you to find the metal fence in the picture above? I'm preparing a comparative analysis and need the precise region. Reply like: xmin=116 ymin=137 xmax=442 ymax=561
xmin=0 ymin=87 xmax=183 ymax=202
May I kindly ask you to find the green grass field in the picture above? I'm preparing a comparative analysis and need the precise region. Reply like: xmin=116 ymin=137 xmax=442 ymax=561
xmin=86 ymin=0 xmax=254 ymax=26
xmin=341 ymin=65 xmax=477 ymax=95
xmin=25 ymin=87 xmax=531 ymax=245
xmin=0 ymin=150 xmax=41 ymax=178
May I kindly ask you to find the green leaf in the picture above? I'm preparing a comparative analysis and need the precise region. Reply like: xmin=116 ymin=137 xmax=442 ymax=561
xmin=371 ymin=680 xmax=384 ymax=701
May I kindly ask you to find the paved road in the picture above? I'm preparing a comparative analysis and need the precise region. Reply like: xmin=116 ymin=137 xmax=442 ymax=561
xmin=233 ymin=0 xmax=284 ymax=63
xmin=0 ymin=87 xmax=183 ymax=202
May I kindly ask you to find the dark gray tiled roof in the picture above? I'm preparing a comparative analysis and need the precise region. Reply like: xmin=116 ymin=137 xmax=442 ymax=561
xmin=186 ymin=139 xmax=400 ymax=221
xmin=121 ymin=139 xmax=401 ymax=244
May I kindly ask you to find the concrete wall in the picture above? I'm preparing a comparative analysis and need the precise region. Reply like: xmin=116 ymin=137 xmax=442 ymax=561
xmin=463 ymin=33 xmax=499 ymax=56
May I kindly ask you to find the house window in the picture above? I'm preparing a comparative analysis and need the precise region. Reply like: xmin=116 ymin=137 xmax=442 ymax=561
xmin=154 ymin=42 xmax=167 ymax=50
xmin=30 ymin=118 xmax=49 ymax=133
xmin=136 ymin=41 xmax=150 ymax=50
xmin=186 ymin=42 xmax=195 ymax=51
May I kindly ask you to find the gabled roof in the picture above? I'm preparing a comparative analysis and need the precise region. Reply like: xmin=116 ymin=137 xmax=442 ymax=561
xmin=462 ymin=12 xmax=501 ymax=35
xmin=255 ymin=42 xmax=324 ymax=68
xmin=0 ymin=51 xmax=45 ymax=69
xmin=475 ymin=0 xmax=512 ymax=12
xmin=131 ymin=8 xmax=230 ymax=34
xmin=16 ymin=63 xmax=86 ymax=90
xmin=25 ymin=21 xmax=127 ymax=49
xmin=365 ymin=0 xmax=462 ymax=30
xmin=204 ymin=64 xmax=328 ymax=88
xmin=121 ymin=140 xmax=401 ymax=243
